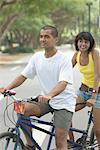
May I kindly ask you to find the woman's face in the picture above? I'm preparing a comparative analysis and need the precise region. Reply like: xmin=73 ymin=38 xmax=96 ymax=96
xmin=77 ymin=38 xmax=90 ymax=52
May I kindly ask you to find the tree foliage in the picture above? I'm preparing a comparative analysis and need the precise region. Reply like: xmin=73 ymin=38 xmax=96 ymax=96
xmin=0 ymin=0 xmax=99 ymax=50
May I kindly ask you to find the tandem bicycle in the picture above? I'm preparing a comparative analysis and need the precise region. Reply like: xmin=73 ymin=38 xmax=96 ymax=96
xmin=0 ymin=90 xmax=98 ymax=150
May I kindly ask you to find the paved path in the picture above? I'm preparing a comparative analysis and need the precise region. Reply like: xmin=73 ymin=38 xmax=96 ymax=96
xmin=0 ymin=53 xmax=33 ymax=65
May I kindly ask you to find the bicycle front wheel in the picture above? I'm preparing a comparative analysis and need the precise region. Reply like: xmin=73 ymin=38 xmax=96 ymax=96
xmin=0 ymin=132 xmax=24 ymax=150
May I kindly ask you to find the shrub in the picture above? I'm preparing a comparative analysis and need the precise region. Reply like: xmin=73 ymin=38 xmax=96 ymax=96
xmin=2 ymin=47 xmax=34 ymax=54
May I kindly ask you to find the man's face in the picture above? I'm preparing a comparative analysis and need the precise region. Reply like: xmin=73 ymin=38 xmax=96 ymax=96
xmin=39 ymin=29 xmax=57 ymax=50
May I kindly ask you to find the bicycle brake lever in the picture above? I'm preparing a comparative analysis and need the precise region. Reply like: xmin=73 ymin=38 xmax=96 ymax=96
xmin=27 ymin=96 xmax=38 ymax=103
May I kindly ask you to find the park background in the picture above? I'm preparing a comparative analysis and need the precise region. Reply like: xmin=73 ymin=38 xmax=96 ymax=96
xmin=0 ymin=0 xmax=100 ymax=54
xmin=0 ymin=1 xmax=99 ymax=149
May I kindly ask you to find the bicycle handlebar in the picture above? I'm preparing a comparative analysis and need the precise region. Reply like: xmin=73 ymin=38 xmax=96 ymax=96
xmin=0 ymin=90 xmax=16 ymax=101
xmin=4 ymin=90 xmax=16 ymax=96
xmin=76 ymin=102 xmax=86 ymax=106
xmin=26 ymin=96 xmax=38 ymax=102
xmin=0 ymin=90 xmax=39 ymax=102
xmin=0 ymin=90 xmax=39 ymax=115
xmin=0 ymin=91 xmax=87 ymax=105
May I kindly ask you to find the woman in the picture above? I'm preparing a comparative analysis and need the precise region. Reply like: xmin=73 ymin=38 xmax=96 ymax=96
xmin=72 ymin=32 xmax=100 ymax=148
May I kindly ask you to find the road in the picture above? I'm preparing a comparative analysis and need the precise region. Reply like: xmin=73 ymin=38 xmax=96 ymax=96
xmin=0 ymin=50 xmax=92 ymax=149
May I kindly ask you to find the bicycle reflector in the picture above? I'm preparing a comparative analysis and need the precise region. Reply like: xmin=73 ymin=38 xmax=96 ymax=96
xmin=14 ymin=101 xmax=25 ymax=114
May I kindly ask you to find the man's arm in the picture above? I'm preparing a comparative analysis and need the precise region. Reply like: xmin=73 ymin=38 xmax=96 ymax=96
xmin=47 ymin=81 xmax=67 ymax=98
xmin=39 ymin=81 xmax=67 ymax=103
xmin=0 ymin=75 xmax=27 ymax=93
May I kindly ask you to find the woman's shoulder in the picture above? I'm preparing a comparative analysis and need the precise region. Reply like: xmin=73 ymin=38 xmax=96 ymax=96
xmin=72 ymin=51 xmax=79 ymax=66
xmin=91 ymin=48 xmax=100 ymax=60
xmin=72 ymin=51 xmax=79 ymax=60
xmin=91 ymin=48 xmax=100 ymax=55
xmin=73 ymin=51 xmax=79 ymax=57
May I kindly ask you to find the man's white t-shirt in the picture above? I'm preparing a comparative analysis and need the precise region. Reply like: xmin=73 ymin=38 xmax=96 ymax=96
xmin=21 ymin=50 xmax=76 ymax=112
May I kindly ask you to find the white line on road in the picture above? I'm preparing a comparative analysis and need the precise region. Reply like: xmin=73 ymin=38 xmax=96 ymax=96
xmin=11 ymin=66 xmax=20 ymax=71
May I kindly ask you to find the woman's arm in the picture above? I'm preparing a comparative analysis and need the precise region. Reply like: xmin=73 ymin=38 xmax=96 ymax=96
xmin=91 ymin=49 xmax=100 ymax=99
xmin=72 ymin=52 xmax=78 ymax=67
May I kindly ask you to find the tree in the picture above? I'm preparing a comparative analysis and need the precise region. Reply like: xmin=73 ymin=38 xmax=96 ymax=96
xmin=0 ymin=0 xmax=99 ymax=49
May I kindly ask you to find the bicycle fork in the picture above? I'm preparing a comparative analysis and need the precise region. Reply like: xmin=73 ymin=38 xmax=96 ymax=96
xmin=5 ymin=127 xmax=21 ymax=150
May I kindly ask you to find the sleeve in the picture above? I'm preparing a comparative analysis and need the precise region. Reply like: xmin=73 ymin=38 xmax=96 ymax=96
xmin=21 ymin=55 xmax=36 ymax=79
xmin=59 ymin=57 xmax=73 ymax=84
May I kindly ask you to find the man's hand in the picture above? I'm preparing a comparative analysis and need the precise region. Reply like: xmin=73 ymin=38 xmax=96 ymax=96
xmin=38 ymin=95 xmax=52 ymax=103
xmin=0 ymin=88 xmax=6 ymax=93
xmin=86 ymin=98 xmax=96 ymax=107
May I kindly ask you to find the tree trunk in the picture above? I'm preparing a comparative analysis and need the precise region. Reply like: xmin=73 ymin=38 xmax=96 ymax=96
xmin=0 ymin=0 xmax=17 ymax=9
xmin=0 ymin=13 xmax=20 ymax=44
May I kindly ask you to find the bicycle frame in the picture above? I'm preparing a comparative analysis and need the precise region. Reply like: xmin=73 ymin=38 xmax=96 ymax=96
xmin=0 ymin=91 xmax=95 ymax=150
xmin=16 ymin=115 xmax=55 ymax=150
xmin=10 ymin=107 xmax=93 ymax=150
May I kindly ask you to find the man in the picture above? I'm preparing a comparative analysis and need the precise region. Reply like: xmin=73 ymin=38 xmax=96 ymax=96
xmin=0 ymin=25 xmax=76 ymax=150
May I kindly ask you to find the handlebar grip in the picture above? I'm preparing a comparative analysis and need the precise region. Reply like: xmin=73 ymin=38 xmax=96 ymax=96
xmin=0 ymin=90 xmax=16 ymax=101
xmin=3 ymin=90 xmax=16 ymax=96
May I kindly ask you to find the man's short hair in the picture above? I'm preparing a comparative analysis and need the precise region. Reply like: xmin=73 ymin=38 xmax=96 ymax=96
xmin=41 ymin=25 xmax=58 ymax=38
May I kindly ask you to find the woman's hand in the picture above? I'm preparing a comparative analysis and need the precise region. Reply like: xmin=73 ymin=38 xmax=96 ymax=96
xmin=86 ymin=98 xmax=96 ymax=107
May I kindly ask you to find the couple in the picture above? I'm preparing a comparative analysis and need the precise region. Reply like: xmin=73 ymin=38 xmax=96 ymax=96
xmin=0 ymin=25 xmax=100 ymax=150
